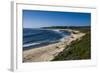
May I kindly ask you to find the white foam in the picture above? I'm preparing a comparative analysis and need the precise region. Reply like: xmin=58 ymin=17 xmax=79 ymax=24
xmin=23 ymin=42 xmax=41 ymax=47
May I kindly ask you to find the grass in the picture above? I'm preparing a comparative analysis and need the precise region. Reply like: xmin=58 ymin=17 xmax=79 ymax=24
xmin=52 ymin=28 xmax=91 ymax=61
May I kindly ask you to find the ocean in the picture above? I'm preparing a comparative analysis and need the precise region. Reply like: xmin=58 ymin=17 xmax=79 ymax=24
xmin=23 ymin=28 xmax=71 ymax=50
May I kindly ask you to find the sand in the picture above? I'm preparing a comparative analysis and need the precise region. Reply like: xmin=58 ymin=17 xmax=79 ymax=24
xmin=23 ymin=29 xmax=85 ymax=62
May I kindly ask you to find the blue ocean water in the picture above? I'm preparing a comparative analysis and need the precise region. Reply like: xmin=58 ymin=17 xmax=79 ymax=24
xmin=23 ymin=28 xmax=70 ymax=50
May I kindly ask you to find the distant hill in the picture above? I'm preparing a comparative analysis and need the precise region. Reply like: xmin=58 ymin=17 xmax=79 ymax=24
xmin=42 ymin=26 xmax=90 ymax=29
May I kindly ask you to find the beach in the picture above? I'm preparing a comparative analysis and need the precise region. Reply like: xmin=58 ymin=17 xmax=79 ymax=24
xmin=23 ymin=29 xmax=85 ymax=62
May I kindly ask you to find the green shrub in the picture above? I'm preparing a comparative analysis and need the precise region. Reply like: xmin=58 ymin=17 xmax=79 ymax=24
xmin=52 ymin=28 xmax=91 ymax=61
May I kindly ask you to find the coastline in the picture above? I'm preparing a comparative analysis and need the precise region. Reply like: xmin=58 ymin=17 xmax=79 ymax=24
xmin=23 ymin=29 xmax=70 ymax=50
xmin=23 ymin=29 xmax=85 ymax=62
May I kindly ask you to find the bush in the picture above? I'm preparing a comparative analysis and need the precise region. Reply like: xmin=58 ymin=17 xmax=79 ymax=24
xmin=52 ymin=28 xmax=91 ymax=61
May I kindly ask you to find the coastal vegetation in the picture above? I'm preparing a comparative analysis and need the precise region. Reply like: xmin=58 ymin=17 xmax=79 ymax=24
xmin=52 ymin=27 xmax=91 ymax=61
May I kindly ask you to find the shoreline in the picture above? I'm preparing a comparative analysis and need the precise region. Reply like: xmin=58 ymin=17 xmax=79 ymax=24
xmin=23 ymin=29 xmax=70 ymax=50
xmin=23 ymin=29 xmax=85 ymax=62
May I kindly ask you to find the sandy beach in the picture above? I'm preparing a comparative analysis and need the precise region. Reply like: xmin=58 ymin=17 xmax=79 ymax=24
xmin=23 ymin=29 xmax=85 ymax=62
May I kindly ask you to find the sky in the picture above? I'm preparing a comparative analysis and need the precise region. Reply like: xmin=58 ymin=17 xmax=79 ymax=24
xmin=23 ymin=10 xmax=91 ymax=28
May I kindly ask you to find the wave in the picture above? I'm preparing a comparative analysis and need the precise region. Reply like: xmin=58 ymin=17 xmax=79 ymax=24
xmin=23 ymin=28 xmax=71 ymax=49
